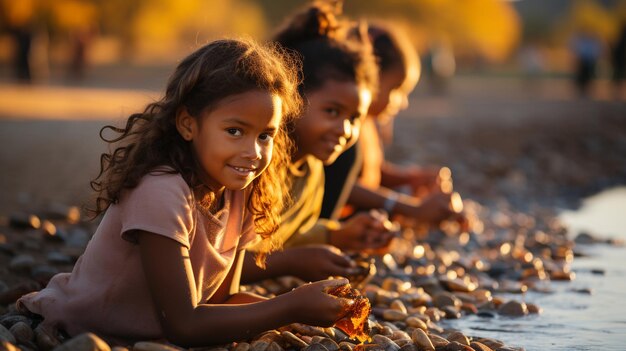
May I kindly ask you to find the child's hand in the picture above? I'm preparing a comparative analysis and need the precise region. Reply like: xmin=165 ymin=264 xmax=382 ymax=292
xmin=284 ymin=245 xmax=359 ymax=282
xmin=329 ymin=212 xmax=397 ymax=252
xmin=408 ymin=166 xmax=453 ymax=196
xmin=412 ymin=191 xmax=465 ymax=225
xmin=286 ymin=278 xmax=354 ymax=327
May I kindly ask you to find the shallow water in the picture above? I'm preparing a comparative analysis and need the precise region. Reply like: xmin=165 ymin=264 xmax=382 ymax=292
xmin=441 ymin=187 xmax=626 ymax=351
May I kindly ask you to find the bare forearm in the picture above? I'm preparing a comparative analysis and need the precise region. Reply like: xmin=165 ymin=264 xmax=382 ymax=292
xmin=170 ymin=294 xmax=295 ymax=346
xmin=379 ymin=162 xmax=412 ymax=188
xmin=241 ymin=250 xmax=293 ymax=284
xmin=348 ymin=184 xmax=420 ymax=218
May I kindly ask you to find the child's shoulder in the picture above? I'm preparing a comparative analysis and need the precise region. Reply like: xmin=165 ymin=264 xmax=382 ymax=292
xmin=139 ymin=167 xmax=187 ymax=187
xmin=126 ymin=167 xmax=192 ymax=200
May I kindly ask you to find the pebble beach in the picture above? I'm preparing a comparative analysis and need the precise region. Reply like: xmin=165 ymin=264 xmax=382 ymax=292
xmin=1 ymin=73 xmax=625 ymax=351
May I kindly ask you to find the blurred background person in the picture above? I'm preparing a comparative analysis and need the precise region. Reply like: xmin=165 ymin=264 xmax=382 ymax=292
xmin=571 ymin=28 xmax=602 ymax=97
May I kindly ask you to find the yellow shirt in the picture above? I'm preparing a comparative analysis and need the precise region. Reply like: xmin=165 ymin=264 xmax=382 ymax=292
xmin=249 ymin=155 xmax=339 ymax=251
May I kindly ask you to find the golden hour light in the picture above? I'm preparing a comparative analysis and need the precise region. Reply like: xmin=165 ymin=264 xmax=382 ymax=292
xmin=1 ymin=1 xmax=625 ymax=350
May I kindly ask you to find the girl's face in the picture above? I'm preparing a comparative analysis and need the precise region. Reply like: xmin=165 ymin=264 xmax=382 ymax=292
xmin=293 ymin=80 xmax=372 ymax=165
xmin=368 ymin=66 xmax=417 ymax=123
xmin=177 ymin=90 xmax=282 ymax=191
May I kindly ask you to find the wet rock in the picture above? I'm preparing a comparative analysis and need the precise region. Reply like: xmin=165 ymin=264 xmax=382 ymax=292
xmin=441 ymin=306 xmax=461 ymax=319
xmin=498 ymin=300 xmax=528 ymax=317
xmin=382 ymin=309 xmax=407 ymax=322
xmin=31 ymin=265 xmax=60 ymax=285
xmin=46 ymin=252 xmax=73 ymax=265
xmin=526 ymin=303 xmax=542 ymax=314
xmin=52 ymin=332 xmax=110 ymax=351
xmin=250 ymin=339 xmax=269 ymax=351
xmin=233 ymin=342 xmax=251 ymax=351
xmin=432 ymin=292 xmax=461 ymax=309
xmin=302 ymin=343 xmax=329 ymax=351
xmin=132 ymin=341 xmax=187 ymax=351
xmin=40 ymin=204 xmax=80 ymax=223
xmin=427 ymin=334 xmax=449 ymax=348
xmin=438 ymin=277 xmax=476 ymax=293
xmin=389 ymin=300 xmax=408 ymax=314
xmin=404 ymin=316 xmax=427 ymax=331
xmin=410 ymin=329 xmax=434 ymax=351
xmin=291 ymin=324 xmax=328 ymax=338
xmin=446 ymin=331 xmax=469 ymax=346
xmin=266 ymin=341 xmax=284 ymax=351
xmin=472 ymin=338 xmax=504 ymax=350
xmin=280 ymin=331 xmax=307 ymax=348
xmin=8 ymin=214 xmax=41 ymax=230
xmin=316 ymin=338 xmax=339 ymax=351
xmin=0 ymin=281 xmax=40 ymax=305
xmin=34 ymin=324 xmax=61 ymax=350
xmin=9 ymin=255 xmax=36 ymax=273
xmin=9 ymin=321 xmax=33 ymax=345
xmin=0 ymin=324 xmax=16 ymax=344
xmin=371 ymin=335 xmax=399 ymax=351
xmin=0 ymin=314 xmax=30 ymax=328
xmin=470 ymin=341 xmax=494 ymax=351
xmin=338 ymin=341 xmax=354 ymax=351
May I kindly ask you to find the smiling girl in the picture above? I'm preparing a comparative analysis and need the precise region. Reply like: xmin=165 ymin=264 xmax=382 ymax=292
xmin=242 ymin=3 xmax=397 ymax=284
xmin=17 ymin=39 xmax=355 ymax=347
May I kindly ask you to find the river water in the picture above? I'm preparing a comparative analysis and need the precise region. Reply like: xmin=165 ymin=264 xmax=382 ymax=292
xmin=440 ymin=187 xmax=626 ymax=351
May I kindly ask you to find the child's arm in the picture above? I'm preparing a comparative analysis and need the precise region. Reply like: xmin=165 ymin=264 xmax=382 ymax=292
xmin=137 ymin=231 xmax=351 ymax=347
xmin=348 ymin=184 xmax=461 ymax=224
xmin=241 ymin=246 xmax=357 ymax=284
xmin=379 ymin=163 xmax=441 ymax=192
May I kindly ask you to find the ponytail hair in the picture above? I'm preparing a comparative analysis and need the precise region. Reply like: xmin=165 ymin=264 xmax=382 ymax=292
xmin=365 ymin=21 xmax=420 ymax=85
xmin=273 ymin=1 xmax=378 ymax=96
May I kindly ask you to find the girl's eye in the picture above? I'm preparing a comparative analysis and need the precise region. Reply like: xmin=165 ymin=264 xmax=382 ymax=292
xmin=325 ymin=108 xmax=340 ymax=117
xmin=259 ymin=133 xmax=274 ymax=142
xmin=227 ymin=128 xmax=242 ymax=136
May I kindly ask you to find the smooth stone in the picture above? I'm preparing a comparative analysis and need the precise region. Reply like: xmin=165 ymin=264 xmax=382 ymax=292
xmin=9 ymin=255 xmax=36 ymax=272
xmin=410 ymin=329 xmax=434 ymax=351
xmin=470 ymin=341 xmax=495 ymax=351
xmin=446 ymin=331 xmax=469 ymax=346
xmin=303 ymin=343 xmax=330 ymax=351
xmin=317 ymin=338 xmax=339 ymax=351
xmin=9 ymin=321 xmax=33 ymax=344
xmin=34 ymin=324 xmax=61 ymax=350
xmin=498 ymin=300 xmax=528 ymax=316
xmin=433 ymin=292 xmax=462 ymax=309
xmin=233 ymin=342 xmax=251 ymax=351
xmin=52 ymin=332 xmax=110 ymax=351
xmin=46 ymin=252 xmax=73 ymax=265
xmin=427 ymin=334 xmax=449 ymax=347
xmin=0 ymin=324 xmax=16 ymax=344
xmin=280 ymin=331 xmax=307 ymax=348
xmin=371 ymin=335 xmax=400 ymax=351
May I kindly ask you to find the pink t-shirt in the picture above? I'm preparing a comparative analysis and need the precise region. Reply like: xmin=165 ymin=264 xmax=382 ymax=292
xmin=18 ymin=171 xmax=257 ymax=342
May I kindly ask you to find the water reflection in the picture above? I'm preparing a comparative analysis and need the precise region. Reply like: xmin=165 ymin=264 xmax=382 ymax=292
xmin=560 ymin=186 xmax=626 ymax=240
xmin=443 ymin=187 xmax=626 ymax=351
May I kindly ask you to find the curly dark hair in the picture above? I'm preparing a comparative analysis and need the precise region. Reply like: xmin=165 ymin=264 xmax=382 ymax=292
xmin=89 ymin=38 xmax=303 ymax=265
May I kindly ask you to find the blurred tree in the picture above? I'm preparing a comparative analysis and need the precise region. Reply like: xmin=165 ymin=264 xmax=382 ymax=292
xmin=345 ymin=0 xmax=521 ymax=63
